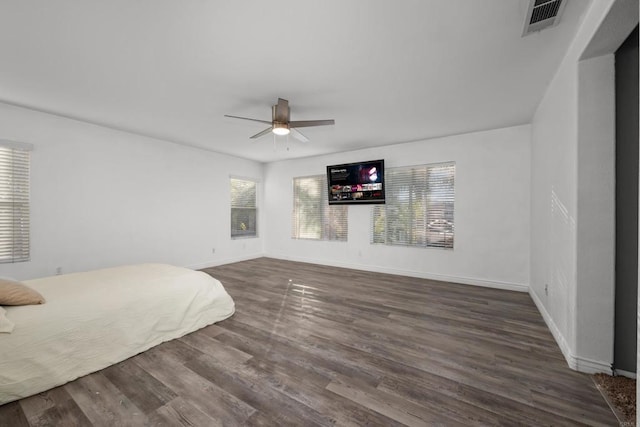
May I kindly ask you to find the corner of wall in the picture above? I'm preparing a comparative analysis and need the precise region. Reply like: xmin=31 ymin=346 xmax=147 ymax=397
xmin=529 ymin=285 xmax=612 ymax=374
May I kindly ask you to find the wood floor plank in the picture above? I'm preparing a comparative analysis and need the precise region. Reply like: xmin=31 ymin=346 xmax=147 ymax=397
xmin=531 ymin=388 xmax=617 ymax=425
xmin=147 ymin=397 xmax=222 ymax=427
xmin=185 ymin=353 xmax=332 ymax=427
xmin=26 ymin=397 xmax=93 ymax=427
xmin=1 ymin=257 xmax=619 ymax=425
xmin=63 ymin=372 xmax=147 ymax=426
xmin=326 ymin=374 xmax=464 ymax=426
xmin=18 ymin=386 xmax=73 ymax=422
xmin=213 ymin=325 xmax=337 ymax=389
xmin=245 ymin=357 xmax=406 ymax=427
xmin=221 ymin=314 xmax=384 ymax=387
xmin=177 ymin=329 xmax=253 ymax=365
xmin=101 ymin=359 xmax=177 ymax=414
xmin=0 ymin=401 xmax=30 ymax=427
xmin=142 ymin=336 xmax=205 ymax=364
xmin=133 ymin=346 xmax=256 ymax=425
xmin=198 ymin=323 xmax=226 ymax=338
xmin=377 ymin=370 xmax=587 ymax=426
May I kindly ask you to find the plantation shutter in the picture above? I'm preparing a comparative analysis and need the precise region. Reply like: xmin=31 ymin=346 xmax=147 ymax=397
xmin=230 ymin=178 xmax=257 ymax=238
xmin=0 ymin=141 xmax=32 ymax=263
xmin=292 ymin=175 xmax=347 ymax=241
xmin=371 ymin=162 xmax=454 ymax=248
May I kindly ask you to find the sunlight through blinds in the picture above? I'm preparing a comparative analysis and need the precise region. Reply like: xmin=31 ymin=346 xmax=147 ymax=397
xmin=0 ymin=141 xmax=31 ymax=263
xmin=292 ymin=175 xmax=347 ymax=241
xmin=372 ymin=162 xmax=455 ymax=249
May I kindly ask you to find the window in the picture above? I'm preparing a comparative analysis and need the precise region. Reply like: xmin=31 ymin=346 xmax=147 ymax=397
xmin=372 ymin=162 xmax=455 ymax=249
xmin=230 ymin=177 xmax=257 ymax=238
xmin=0 ymin=141 xmax=31 ymax=263
xmin=292 ymin=175 xmax=347 ymax=241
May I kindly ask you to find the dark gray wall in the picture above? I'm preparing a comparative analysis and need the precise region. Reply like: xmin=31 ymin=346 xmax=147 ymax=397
xmin=614 ymin=25 xmax=639 ymax=373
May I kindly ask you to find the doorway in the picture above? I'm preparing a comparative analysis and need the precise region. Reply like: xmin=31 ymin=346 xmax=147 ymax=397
xmin=614 ymin=25 xmax=639 ymax=375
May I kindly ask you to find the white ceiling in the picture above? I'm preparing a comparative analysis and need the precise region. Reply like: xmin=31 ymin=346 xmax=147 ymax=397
xmin=0 ymin=0 xmax=589 ymax=163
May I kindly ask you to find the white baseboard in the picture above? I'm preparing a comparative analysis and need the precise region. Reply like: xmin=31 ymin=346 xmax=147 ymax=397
xmin=573 ymin=355 xmax=613 ymax=374
xmin=187 ymin=252 xmax=265 ymax=271
xmin=265 ymin=253 xmax=528 ymax=292
xmin=529 ymin=288 xmax=612 ymax=375
xmin=614 ymin=369 xmax=636 ymax=379
xmin=529 ymin=288 xmax=574 ymax=363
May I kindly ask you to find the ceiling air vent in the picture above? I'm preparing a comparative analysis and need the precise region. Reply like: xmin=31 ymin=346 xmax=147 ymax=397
xmin=522 ymin=0 xmax=567 ymax=37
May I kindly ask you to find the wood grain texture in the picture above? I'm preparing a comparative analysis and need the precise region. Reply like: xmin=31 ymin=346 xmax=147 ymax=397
xmin=0 ymin=257 xmax=617 ymax=425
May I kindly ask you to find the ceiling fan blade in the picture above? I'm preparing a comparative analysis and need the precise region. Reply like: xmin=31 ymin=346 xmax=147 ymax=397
xmin=289 ymin=119 xmax=335 ymax=128
xmin=250 ymin=127 xmax=273 ymax=139
xmin=291 ymin=128 xmax=310 ymax=143
xmin=224 ymin=115 xmax=272 ymax=125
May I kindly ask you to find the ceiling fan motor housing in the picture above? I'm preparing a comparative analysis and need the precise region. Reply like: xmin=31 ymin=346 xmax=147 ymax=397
xmin=273 ymin=99 xmax=290 ymax=122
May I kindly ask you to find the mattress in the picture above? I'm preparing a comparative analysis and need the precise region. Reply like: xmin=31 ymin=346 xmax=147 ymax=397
xmin=0 ymin=263 xmax=235 ymax=404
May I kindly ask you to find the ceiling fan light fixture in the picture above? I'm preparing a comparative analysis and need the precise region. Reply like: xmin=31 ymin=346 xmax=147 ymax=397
xmin=272 ymin=122 xmax=290 ymax=136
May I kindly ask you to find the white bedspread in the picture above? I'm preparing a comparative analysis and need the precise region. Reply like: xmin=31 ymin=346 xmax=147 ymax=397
xmin=0 ymin=264 xmax=235 ymax=404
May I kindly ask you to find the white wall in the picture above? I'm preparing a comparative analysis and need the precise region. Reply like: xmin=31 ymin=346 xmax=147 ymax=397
xmin=530 ymin=46 xmax=579 ymax=362
xmin=529 ymin=0 xmax=624 ymax=373
xmin=576 ymin=54 xmax=615 ymax=369
xmin=264 ymin=124 xmax=531 ymax=291
xmin=0 ymin=102 xmax=264 ymax=281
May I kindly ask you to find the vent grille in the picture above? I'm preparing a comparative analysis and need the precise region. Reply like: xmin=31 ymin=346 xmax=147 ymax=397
xmin=531 ymin=0 xmax=562 ymax=24
xmin=522 ymin=0 xmax=566 ymax=36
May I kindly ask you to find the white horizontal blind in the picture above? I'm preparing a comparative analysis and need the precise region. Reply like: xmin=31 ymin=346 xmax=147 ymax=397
xmin=372 ymin=162 xmax=455 ymax=249
xmin=292 ymin=175 xmax=347 ymax=241
xmin=230 ymin=178 xmax=257 ymax=238
xmin=0 ymin=144 xmax=30 ymax=263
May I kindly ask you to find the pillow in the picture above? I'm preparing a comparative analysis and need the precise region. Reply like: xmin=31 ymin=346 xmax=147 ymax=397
xmin=0 ymin=307 xmax=15 ymax=333
xmin=0 ymin=278 xmax=45 ymax=306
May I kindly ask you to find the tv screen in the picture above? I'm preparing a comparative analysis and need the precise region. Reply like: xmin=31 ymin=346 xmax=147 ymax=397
xmin=327 ymin=159 xmax=385 ymax=205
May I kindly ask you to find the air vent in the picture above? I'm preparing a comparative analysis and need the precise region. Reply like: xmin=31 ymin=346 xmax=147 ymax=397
xmin=522 ymin=0 xmax=567 ymax=37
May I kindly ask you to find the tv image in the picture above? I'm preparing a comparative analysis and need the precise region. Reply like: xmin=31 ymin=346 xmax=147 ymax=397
xmin=326 ymin=159 xmax=385 ymax=205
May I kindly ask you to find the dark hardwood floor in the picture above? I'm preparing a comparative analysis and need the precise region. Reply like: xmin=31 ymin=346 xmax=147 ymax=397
xmin=0 ymin=258 xmax=617 ymax=426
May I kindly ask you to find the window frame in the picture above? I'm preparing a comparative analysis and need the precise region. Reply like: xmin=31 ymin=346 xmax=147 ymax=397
xmin=371 ymin=161 xmax=455 ymax=249
xmin=0 ymin=140 xmax=32 ymax=264
xmin=230 ymin=176 xmax=258 ymax=239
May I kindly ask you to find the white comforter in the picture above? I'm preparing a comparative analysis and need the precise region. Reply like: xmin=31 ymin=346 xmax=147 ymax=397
xmin=0 ymin=264 xmax=235 ymax=404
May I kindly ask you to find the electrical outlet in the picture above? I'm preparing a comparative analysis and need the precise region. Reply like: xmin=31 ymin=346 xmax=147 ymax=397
xmin=211 ymin=248 xmax=216 ymax=254
xmin=56 ymin=267 xmax=62 ymax=275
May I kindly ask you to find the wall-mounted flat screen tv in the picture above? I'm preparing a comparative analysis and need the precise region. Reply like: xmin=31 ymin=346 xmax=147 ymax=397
xmin=326 ymin=159 xmax=385 ymax=205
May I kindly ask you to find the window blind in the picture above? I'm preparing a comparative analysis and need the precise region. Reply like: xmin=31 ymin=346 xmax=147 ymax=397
xmin=292 ymin=175 xmax=347 ymax=241
xmin=372 ymin=162 xmax=455 ymax=249
xmin=230 ymin=178 xmax=257 ymax=238
xmin=0 ymin=142 xmax=31 ymax=263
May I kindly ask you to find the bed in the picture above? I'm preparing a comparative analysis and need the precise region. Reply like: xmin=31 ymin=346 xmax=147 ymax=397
xmin=0 ymin=263 xmax=235 ymax=405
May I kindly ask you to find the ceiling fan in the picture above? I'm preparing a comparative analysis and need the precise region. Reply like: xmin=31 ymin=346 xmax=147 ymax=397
xmin=224 ymin=98 xmax=334 ymax=143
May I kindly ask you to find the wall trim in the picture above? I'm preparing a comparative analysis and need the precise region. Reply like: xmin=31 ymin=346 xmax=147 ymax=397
xmin=266 ymin=253 xmax=528 ymax=292
xmin=572 ymin=355 xmax=613 ymax=375
xmin=613 ymin=369 xmax=636 ymax=379
xmin=529 ymin=288 xmax=574 ymax=364
xmin=529 ymin=288 xmax=612 ymax=374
